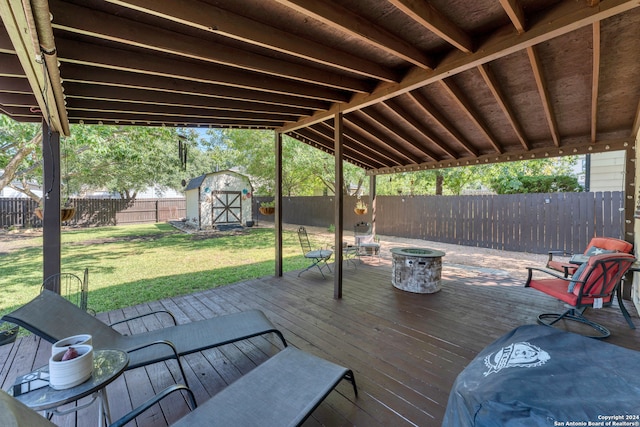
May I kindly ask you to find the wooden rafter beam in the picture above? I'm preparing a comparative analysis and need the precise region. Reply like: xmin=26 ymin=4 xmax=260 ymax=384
xmin=49 ymin=0 xmax=371 ymax=93
xmin=526 ymin=46 xmax=560 ymax=147
xmin=384 ymin=98 xmax=458 ymax=159
xmin=439 ymin=79 xmax=503 ymax=154
xmin=343 ymin=114 xmax=410 ymax=166
xmin=103 ymin=0 xmax=398 ymax=83
xmin=388 ymin=0 xmax=473 ymax=53
xmin=364 ymin=103 xmax=438 ymax=162
xmin=292 ymin=126 xmax=382 ymax=169
xmin=405 ymin=91 xmax=479 ymax=157
xmin=272 ymin=0 xmax=434 ymax=69
xmin=477 ymin=63 xmax=530 ymax=150
xmin=499 ymin=0 xmax=526 ymax=34
xmin=591 ymin=21 xmax=601 ymax=143
xmin=279 ymin=0 xmax=639 ymax=133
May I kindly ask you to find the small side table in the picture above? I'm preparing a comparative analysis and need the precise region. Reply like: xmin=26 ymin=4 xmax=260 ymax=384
xmin=9 ymin=349 xmax=128 ymax=427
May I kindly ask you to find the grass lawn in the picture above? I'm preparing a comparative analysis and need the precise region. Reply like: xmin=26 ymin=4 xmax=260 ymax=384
xmin=0 ymin=223 xmax=331 ymax=316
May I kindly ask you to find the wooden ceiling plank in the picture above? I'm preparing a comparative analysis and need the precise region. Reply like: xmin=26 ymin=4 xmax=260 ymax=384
xmin=365 ymin=103 xmax=439 ymax=161
xmin=49 ymin=0 xmax=372 ymax=93
xmin=526 ymin=46 xmax=560 ymax=147
xmin=590 ymin=21 xmax=600 ymax=143
xmin=279 ymin=0 xmax=639 ymax=133
xmin=477 ymin=63 xmax=530 ymax=150
xmin=0 ymin=91 xmax=38 ymax=106
xmin=273 ymin=0 xmax=434 ymax=69
xmin=104 ymin=0 xmax=399 ymax=83
xmin=388 ymin=0 xmax=473 ymax=53
xmin=56 ymin=38 xmax=349 ymax=103
xmin=64 ymin=83 xmax=312 ymax=117
xmin=498 ymin=0 xmax=526 ymax=34
xmin=66 ymin=98 xmax=298 ymax=122
xmin=347 ymin=111 xmax=422 ymax=164
xmin=384 ymin=98 xmax=457 ymax=159
xmin=439 ymin=79 xmax=504 ymax=154
xmin=61 ymin=66 xmax=331 ymax=111
xmin=406 ymin=91 xmax=479 ymax=157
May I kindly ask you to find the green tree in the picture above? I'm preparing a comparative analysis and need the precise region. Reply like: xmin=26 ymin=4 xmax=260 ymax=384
xmin=0 ymin=116 xmax=214 ymax=202
xmin=0 ymin=116 xmax=42 ymax=199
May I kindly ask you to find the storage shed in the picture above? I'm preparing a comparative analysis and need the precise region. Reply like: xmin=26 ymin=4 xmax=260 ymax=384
xmin=184 ymin=171 xmax=253 ymax=229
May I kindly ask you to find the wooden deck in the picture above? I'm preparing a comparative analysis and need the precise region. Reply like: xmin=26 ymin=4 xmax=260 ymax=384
xmin=2 ymin=259 xmax=639 ymax=426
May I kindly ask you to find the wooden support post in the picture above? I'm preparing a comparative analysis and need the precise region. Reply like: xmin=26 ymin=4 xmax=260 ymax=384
xmin=42 ymin=120 xmax=61 ymax=291
xmin=334 ymin=113 xmax=344 ymax=299
xmin=275 ymin=131 xmax=283 ymax=277
xmin=370 ymin=174 xmax=377 ymax=237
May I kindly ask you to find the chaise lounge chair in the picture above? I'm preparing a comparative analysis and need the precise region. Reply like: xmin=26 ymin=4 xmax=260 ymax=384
xmin=2 ymin=290 xmax=287 ymax=387
xmin=3 ymin=347 xmax=357 ymax=427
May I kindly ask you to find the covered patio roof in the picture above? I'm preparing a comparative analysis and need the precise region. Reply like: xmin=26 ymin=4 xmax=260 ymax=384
xmin=1 ymin=0 xmax=639 ymax=175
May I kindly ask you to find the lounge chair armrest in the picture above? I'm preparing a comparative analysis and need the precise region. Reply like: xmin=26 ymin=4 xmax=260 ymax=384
xmin=109 ymin=310 xmax=177 ymax=327
xmin=126 ymin=340 xmax=190 ymax=388
xmin=547 ymin=250 xmax=572 ymax=262
xmin=109 ymin=384 xmax=197 ymax=427
xmin=525 ymin=266 xmax=578 ymax=287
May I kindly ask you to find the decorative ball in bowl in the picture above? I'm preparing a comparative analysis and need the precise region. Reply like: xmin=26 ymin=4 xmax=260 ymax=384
xmin=51 ymin=334 xmax=92 ymax=355
xmin=49 ymin=344 xmax=94 ymax=390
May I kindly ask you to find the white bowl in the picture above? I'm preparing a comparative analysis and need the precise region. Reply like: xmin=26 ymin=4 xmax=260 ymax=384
xmin=52 ymin=334 xmax=92 ymax=355
xmin=49 ymin=344 xmax=94 ymax=390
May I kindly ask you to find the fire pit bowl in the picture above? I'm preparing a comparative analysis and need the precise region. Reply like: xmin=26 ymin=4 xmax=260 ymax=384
xmin=391 ymin=247 xmax=445 ymax=294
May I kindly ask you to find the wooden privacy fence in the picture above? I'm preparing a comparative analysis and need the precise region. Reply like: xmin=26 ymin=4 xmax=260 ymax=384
xmin=0 ymin=198 xmax=186 ymax=228
xmin=3 ymin=193 xmax=624 ymax=255
xmin=269 ymin=192 xmax=625 ymax=255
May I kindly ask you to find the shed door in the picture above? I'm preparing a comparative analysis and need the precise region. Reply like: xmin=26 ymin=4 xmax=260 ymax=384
xmin=211 ymin=191 xmax=242 ymax=224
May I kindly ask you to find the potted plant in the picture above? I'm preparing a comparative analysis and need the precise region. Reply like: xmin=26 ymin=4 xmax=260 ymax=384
xmin=354 ymin=199 xmax=368 ymax=215
xmin=0 ymin=321 xmax=18 ymax=346
xmin=34 ymin=199 xmax=76 ymax=222
xmin=259 ymin=200 xmax=275 ymax=215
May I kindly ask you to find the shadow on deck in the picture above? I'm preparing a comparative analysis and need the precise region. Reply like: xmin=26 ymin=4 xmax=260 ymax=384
xmin=2 ymin=259 xmax=639 ymax=426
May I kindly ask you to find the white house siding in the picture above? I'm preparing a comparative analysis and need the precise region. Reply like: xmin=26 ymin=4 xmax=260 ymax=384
xmin=589 ymin=151 xmax=625 ymax=192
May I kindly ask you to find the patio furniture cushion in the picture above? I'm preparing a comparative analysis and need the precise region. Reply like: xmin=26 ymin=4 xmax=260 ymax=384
xmin=547 ymin=236 xmax=633 ymax=277
xmin=170 ymin=347 xmax=357 ymax=427
xmin=442 ymin=324 xmax=640 ymax=427
xmin=3 ymin=290 xmax=287 ymax=385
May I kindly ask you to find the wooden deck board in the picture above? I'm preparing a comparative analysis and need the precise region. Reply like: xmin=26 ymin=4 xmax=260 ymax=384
xmin=2 ymin=261 xmax=639 ymax=426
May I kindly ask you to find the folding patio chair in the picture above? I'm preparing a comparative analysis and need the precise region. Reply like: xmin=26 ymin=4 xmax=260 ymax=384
xmin=354 ymin=221 xmax=381 ymax=263
xmin=41 ymin=268 xmax=94 ymax=314
xmin=2 ymin=290 xmax=288 ymax=388
xmin=297 ymin=226 xmax=333 ymax=279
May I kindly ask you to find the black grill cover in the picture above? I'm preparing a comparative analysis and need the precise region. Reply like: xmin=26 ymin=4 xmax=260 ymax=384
xmin=442 ymin=325 xmax=640 ymax=426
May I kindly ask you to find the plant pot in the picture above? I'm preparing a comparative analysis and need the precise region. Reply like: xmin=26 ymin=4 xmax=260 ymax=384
xmin=34 ymin=207 xmax=76 ymax=222
xmin=0 ymin=321 xmax=18 ymax=346
xmin=259 ymin=207 xmax=275 ymax=215
xmin=354 ymin=208 xmax=367 ymax=215
xmin=49 ymin=344 xmax=94 ymax=390
xmin=52 ymin=334 xmax=92 ymax=355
